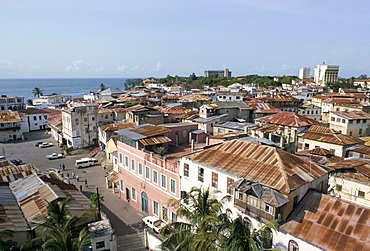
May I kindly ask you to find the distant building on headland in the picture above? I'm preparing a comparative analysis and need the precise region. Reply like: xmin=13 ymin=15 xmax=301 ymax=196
xmin=314 ymin=64 xmax=339 ymax=86
xmin=204 ymin=68 xmax=232 ymax=78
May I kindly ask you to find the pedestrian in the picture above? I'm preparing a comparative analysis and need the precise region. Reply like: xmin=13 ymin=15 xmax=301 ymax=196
xmin=62 ymin=163 xmax=65 ymax=171
xmin=66 ymin=173 xmax=69 ymax=178
xmin=71 ymin=171 xmax=75 ymax=179
xmin=76 ymin=175 xmax=79 ymax=181
xmin=84 ymin=179 xmax=88 ymax=189
xmin=80 ymin=185 xmax=83 ymax=191
xmin=59 ymin=164 xmax=62 ymax=171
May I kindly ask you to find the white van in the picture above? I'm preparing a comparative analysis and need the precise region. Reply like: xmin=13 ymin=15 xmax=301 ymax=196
xmin=75 ymin=158 xmax=98 ymax=169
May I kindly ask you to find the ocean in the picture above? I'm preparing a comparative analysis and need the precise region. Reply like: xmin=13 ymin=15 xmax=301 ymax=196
xmin=0 ymin=78 xmax=129 ymax=101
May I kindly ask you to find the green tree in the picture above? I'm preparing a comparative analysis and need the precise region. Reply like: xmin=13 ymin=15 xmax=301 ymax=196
xmin=26 ymin=99 xmax=33 ymax=106
xmin=160 ymin=186 xmax=231 ymax=250
xmin=90 ymin=193 xmax=104 ymax=220
xmin=32 ymin=87 xmax=44 ymax=98
xmin=26 ymin=197 xmax=91 ymax=251
xmin=154 ymin=146 xmax=167 ymax=156
xmin=0 ymin=229 xmax=18 ymax=251
xmin=99 ymin=83 xmax=107 ymax=91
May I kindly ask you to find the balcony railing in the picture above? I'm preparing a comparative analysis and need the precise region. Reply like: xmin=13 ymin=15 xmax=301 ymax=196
xmin=234 ymin=198 xmax=275 ymax=222
xmin=0 ymin=126 xmax=21 ymax=131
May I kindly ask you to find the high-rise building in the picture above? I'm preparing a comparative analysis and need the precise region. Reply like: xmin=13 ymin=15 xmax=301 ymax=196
xmin=314 ymin=64 xmax=339 ymax=86
xmin=299 ymin=67 xmax=311 ymax=79
xmin=204 ymin=68 xmax=232 ymax=78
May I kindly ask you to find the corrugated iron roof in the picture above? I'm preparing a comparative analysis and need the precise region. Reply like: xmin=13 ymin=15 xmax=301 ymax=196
xmin=259 ymin=95 xmax=299 ymax=102
xmin=180 ymin=94 xmax=211 ymax=101
xmin=186 ymin=139 xmax=328 ymax=193
xmin=100 ymin=122 xmax=136 ymax=132
xmin=281 ymin=190 xmax=370 ymax=251
xmin=249 ymin=103 xmax=282 ymax=113
xmin=0 ymin=111 xmax=21 ymax=123
xmin=139 ymin=136 xmax=171 ymax=146
xmin=332 ymin=110 xmax=370 ymax=120
xmin=0 ymin=163 xmax=40 ymax=182
xmin=302 ymin=126 xmax=364 ymax=145
xmin=116 ymin=124 xmax=171 ymax=140
xmin=346 ymin=145 xmax=370 ymax=155
xmin=255 ymin=111 xmax=320 ymax=127
xmin=327 ymin=159 xmax=370 ymax=177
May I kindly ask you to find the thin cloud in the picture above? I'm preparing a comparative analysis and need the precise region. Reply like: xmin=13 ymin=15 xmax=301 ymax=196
xmin=150 ymin=62 xmax=162 ymax=72
xmin=66 ymin=60 xmax=91 ymax=72
xmin=116 ymin=65 xmax=126 ymax=72
xmin=0 ymin=59 xmax=13 ymax=69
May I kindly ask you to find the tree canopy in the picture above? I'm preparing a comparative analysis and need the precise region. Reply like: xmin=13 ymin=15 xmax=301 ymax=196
xmin=32 ymin=87 xmax=44 ymax=98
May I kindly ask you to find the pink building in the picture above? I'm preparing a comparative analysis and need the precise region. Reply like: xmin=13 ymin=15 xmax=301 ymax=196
xmin=116 ymin=123 xmax=198 ymax=223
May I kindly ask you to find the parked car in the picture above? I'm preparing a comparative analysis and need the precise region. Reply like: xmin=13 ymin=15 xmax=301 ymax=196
xmin=46 ymin=153 xmax=63 ymax=160
xmin=75 ymin=158 xmax=98 ymax=169
xmin=34 ymin=141 xmax=44 ymax=147
xmin=39 ymin=142 xmax=53 ymax=148
xmin=142 ymin=216 xmax=166 ymax=233
xmin=10 ymin=159 xmax=22 ymax=165
xmin=0 ymin=156 xmax=5 ymax=161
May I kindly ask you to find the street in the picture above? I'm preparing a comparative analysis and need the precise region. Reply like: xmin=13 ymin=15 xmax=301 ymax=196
xmin=1 ymin=130 xmax=147 ymax=250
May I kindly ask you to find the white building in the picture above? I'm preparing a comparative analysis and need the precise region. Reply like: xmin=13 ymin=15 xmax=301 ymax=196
xmin=204 ymin=68 xmax=232 ymax=78
xmin=32 ymin=93 xmax=72 ymax=106
xmin=299 ymin=67 xmax=311 ymax=79
xmin=18 ymin=108 xmax=51 ymax=131
xmin=0 ymin=95 xmax=25 ymax=111
xmin=314 ymin=64 xmax=339 ymax=86
xmin=62 ymin=102 xmax=99 ymax=149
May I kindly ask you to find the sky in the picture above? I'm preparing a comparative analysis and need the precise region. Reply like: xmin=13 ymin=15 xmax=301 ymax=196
xmin=1 ymin=0 xmax=370 ymax=79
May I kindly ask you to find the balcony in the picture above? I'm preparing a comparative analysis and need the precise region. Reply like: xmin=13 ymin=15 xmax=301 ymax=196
xmin=0 ymin=126 xmax=21 ymax=131
xmin=234 ymin=198 xmax=275 ymax=222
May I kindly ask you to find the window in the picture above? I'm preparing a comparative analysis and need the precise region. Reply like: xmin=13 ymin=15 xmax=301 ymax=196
xmin=171 ymin=212 xmax=177 ymax=222
xmin=293 ymin=196 xmax=299 ymax=208
xmin=316 ymin=110 xmax=319 ymax=114
xmin=243 ymin=217 xmax=252 ymax=231
xmin=162 ymin=207 xmax=168 ymax=222
xmin=138 ymin=163 xmax=143 ymax=175
xmin=265 ymin=204 xmax=274 ymax=214
xmin=183 ymin=130 xmax=187 ymax=138
xmin=211 ymin=172 xmax=218 ymax=188
xmin=125 ymin=156 xmax=129 ymax=167
xmin=349 ymin=120 xmax=353 ymax=124
xmin=227 ymin=177 xmax=235 ymax=194
xmin=119 ymin=153 xmax=123 ymax=164
xmin=120 ymin=180 xmax=124 ymax=191
xmin=96 ymin=241 xmax=105 ymax=249
xmin=153 ymin=170 xmax=158 ymax=184
xmin=288 ymin=240 xmax=299 ymax=251
xmin=336 ymin=118 xmax=340 ymax=122
xmin=131 ymin=188 xmax=136 ymax=201
xmin=75 ymin=118 xmax=79 ymax=124
xmin=336 ymin=184 xmax=342 ymax=191
xmin=359 ymin=129 xmax=362 ymax=135
xmin=153 ymin=201 xmax=159 ymax=216
xmin=349 ymin=131 xmax=353 ymax=136
xmin=226 ymin=209 xmax=232 ymax=219
xmin=184 ymin=163 xmax=189 ymax=177
xmin=170 ymin=179 xmax=176 ymax=194
xmin=198 ymin=167 xmax=204 ymax=182
xmin=131 ymin=159 xmax=135 ymax=171
xmin=145 ymin=166 xmax=150 ymax=179
xmin=161 ymin=174 xmax=167 ymax=189
xmin=342 ymin=119 xmax=345 ymax=123
xmin=358 ymin=190 xmax=365 ymax=198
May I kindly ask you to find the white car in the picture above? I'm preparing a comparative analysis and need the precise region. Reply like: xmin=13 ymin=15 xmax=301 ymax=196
xmin=46 ymin=153 xmax=63 ymax=160
xmin=39 ymin=142 xmax=53 ymax=148
xmin=142 ymin=216 xmax=166 ymax=233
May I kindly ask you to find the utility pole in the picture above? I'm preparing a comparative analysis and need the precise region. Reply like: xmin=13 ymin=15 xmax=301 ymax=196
xmin=96 ymin=187 xmax=102 ymax=221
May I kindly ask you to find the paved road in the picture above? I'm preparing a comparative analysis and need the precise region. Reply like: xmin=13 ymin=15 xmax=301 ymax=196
xmin=1 ymin=130 xmax=148 ymax=250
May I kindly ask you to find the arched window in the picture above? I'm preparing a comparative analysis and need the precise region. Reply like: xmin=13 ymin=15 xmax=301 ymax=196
xmin=288 ymin=240 xmax=299 ymax=251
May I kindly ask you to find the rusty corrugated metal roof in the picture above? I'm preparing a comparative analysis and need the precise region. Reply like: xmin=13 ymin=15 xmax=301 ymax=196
xmin=259 ymin=95 xmax=299 ymax=102
xmin=328 ymin=159 xmax=370 ymax=177
xmin=139 ymin=136 xmax=171 ymax=146
xmin=255 ymin=111 xmax=320 ymax=127
xmin=129 ymin=124 xmax=171 ymax=137
xmin=281 ymin=190 xmax=370 ymax=251
xmin=0 ymin=111 xmax=21 ymax=123
xmin=332 ymin=110 xmax=370 ymax=120
xmin=0 ymin=163 xmax=40 ymax=182
xmin=186 ymin=139 xmax=328 ymax=193
xmin=100 ymin=122 xmax=136 ymax=132
xmin=180 ymin=94 xmax=211 ymax=101
xmin=302 ymin=126 xmax=364 ymax=145
xmin=249 ymin=103 xmax=281 ymax=113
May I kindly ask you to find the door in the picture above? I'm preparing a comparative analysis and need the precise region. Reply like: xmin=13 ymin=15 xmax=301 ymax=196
xmin=141 ymin=192 xmax=148 ymax=213
xmin=126 ymin=188 xmax=130 ymax=201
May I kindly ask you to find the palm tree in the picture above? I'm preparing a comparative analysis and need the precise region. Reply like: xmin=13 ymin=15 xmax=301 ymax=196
xmin=160 ymin=186 xmax=231 ymax=250
xmin=32 ymin=87 xmax=44 ymax=98
xmin=99 ymin=83 xmax=107 ymax=91
xmin=26 ymin=197 xmax=92 ymax=251
xmin=0 ymin=229 xmax=17 ymax=251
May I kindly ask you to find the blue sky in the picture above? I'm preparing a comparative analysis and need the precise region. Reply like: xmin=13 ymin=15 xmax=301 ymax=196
xmin=1 ymin=0 xmax=369 ymax=79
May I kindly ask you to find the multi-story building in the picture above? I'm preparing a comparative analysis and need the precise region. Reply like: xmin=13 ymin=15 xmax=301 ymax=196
xmin=299 ymin=67 xmax=311 ymax=79
xmin=259 ymin=94 xmax=301 ymax=112
xmin=204 ymin=68 xmax=232 ymax=78
xmin=62 ymin=102 xmax=99 ymax=148
xmin=0 ymin=111 xmax=22 ymax=142
xmin=314 ymin=64 xmax=339 ymax=86
xmin=298 ymin=125 xmax=364 ymax=157
xmin=18 ymin=108 xmax=52 ymax=131
xmin=0 ymin=95 xmax=25 ymax=111
xmin=124 ymin=105 xmax=164 ymax=126
xmin=179 ymin=139 xmax=329 ymax=229
xmin=329 ymin=110 xmax=370 ymax=137
xmin=32 ymin=93 xmax=72 ymax=106
xmin=115 ymin=124 xmax=179 ymax=223
xmin=297 ymin=104 xmax=322 ymax=121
